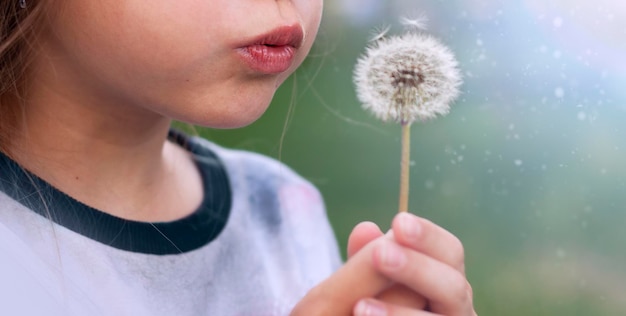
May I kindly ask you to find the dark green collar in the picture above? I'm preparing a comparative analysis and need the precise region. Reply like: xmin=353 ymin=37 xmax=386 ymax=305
xmin=0 ymin=130 xmax=231 ymax=255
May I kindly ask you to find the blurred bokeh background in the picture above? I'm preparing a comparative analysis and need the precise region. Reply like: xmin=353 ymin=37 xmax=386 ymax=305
xmin=198 ymin=1 xmax=626 ymax=314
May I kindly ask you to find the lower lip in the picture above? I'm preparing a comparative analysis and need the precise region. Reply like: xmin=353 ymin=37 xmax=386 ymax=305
xmin=237 ymin=45 xmax=297 ymax=74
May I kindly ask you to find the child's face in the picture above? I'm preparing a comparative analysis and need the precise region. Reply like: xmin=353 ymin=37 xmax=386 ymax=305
xmin=33 ymin=0 xmax=323 ymax=128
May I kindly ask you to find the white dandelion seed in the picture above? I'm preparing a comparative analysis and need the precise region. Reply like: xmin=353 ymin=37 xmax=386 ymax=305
xmin=354 ymin=32 xmax=462 ymax=124
xmin=400 ymin=14 xmax=429 ymax=31
xmin=369 ymin=24 xmax=391 ymax=43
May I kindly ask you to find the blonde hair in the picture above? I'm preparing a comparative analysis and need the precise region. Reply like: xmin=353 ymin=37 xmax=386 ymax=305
xmin=0 ymin=0 xmax=45 ymax=155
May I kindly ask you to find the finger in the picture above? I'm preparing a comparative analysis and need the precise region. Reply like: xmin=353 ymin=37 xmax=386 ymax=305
xmin=372 ymin=240 xmax=475 ymax=316
xmin=350 ymin=230 xmax=426 ymax=311
xmin=347 ymin=221 xmax=384 ymax=258
xmin=377 ymin=284 xmax=427 ymax=310
xmin=354 ymin=298 xmax=443 ymax=316
xmin=391 ymin=212 xmax=466 ymax=274
xmin=291 ymin=238 xmax=392 ymax=316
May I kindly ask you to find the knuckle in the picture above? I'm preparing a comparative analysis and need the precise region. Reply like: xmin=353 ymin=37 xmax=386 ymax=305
xmin=464 ymin=280 xmax=475 ymax=310
xmin=448 ymin=272 xmax=472 ymax=305
xmin=448 ymin=235 xmax=466 ymax=269
xmin=466 ymin=280 xmax=474 ymax=301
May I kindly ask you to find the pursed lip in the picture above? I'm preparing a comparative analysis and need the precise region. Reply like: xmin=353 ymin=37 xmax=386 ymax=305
xmin=236 ymin=24 xmax=305 ymax=74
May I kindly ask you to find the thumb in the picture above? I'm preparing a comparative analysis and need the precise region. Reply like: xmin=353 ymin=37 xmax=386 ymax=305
xmin=347 ymin=221 xmax=384 ymax=258
xmin=291 ymin=237 xmax=393 ymax=316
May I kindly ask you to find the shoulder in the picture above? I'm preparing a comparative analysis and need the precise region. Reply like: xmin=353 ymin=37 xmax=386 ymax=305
xmin=190 ymin=136 xmax=328 ymax=227
xmin=0 ymin=211 xmax=96 ymax=316
xmin=190 ymin=136 xmax=342 ymax=273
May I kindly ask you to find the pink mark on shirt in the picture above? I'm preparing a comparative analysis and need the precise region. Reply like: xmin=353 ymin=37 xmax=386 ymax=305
xmin=279 ymin=183 xmax=323 ymax=215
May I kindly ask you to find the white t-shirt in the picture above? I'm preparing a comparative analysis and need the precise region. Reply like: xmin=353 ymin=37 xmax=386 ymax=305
xmin=0 ymin=132 xmax=341 ymax=316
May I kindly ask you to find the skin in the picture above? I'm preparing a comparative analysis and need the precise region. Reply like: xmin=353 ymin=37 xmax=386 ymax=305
xmin=9 ymin=0 xmax=476 ymax=314
xmin=14 ymin=0 xmax=322 ymax=221
xmin=293 ymin=213 xmax=476 ymax=316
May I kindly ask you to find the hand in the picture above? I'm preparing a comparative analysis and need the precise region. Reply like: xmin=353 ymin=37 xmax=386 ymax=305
xmin=291 ymin=213 xmax=476 ymax=316
xmin=290 ymin=230 xmax=394 ymax=315
xmin=350 ymin=213 xmax=476 ymax=316
xmin=347 ymin=221 xmax=427 ymax=310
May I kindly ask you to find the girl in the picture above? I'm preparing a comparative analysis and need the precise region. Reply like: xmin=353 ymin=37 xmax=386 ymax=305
xmin=0 ymin=0 xmax=476 ymax=315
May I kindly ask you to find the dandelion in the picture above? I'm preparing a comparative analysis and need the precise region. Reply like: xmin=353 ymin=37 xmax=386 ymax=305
xmin=353 ymin=17 xmax=462 ymax=213
xmin=354 ymin=28 xmax=461 ymax=124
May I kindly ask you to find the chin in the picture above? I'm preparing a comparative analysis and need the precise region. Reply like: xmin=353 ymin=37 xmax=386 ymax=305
xmin=178 ymin=97 xmax=273 ymax=130
xmin=165 ymin=74 xmax=286 ymax=129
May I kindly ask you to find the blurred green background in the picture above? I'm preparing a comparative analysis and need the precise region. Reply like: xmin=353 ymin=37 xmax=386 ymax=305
xmin=197 ymin=1 xmax=626 ymax=314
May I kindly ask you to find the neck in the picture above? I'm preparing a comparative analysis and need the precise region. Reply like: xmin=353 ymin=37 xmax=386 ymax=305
xmin=9 ymin=85 xmax=204 ymax=222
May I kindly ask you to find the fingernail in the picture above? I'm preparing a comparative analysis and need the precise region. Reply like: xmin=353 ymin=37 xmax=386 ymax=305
xmin=398 ymin=212 xmax=420 ymax=241
xmin=355 ymin=299 xmax=387 ymax=316
xmin=379 ymin=242 xmax=406 ymax=269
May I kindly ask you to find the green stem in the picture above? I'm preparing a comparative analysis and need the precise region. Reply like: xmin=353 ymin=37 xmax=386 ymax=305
xmin=399 ymin=122 xmax=411 ymax=213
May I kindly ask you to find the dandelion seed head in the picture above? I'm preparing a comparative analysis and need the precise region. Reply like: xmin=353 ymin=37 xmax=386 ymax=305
xmin=354 ymin=32 xmax=462 ymax=124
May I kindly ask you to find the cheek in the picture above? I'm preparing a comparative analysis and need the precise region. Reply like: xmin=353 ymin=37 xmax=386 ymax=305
xmin=55 ymin=1 xmax=221 ymax=80
xmin=43 ymin=1 xmax=317 ymax=130
xmin=289 ymin=0 xmax=323 ymax=69
xmin=300 ymin=0 xmax=324 ymax=43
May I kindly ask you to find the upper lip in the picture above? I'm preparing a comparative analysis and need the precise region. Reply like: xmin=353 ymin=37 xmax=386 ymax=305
xmin=239 ymin=24 xmax=305 ymax=49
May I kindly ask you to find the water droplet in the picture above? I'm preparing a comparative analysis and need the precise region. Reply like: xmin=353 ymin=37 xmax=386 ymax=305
xmin=553 ymin=17 xmax=564 ymax=28
xmin=555 ymin=87 xmax=565 ymax=98
xmin=425 ymin=180 xmax=435 ymax=189
xmin=514 ymin=159 xmax=523 ymax=166
xmin=577 ymin=112 xmax=587 ymax=121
